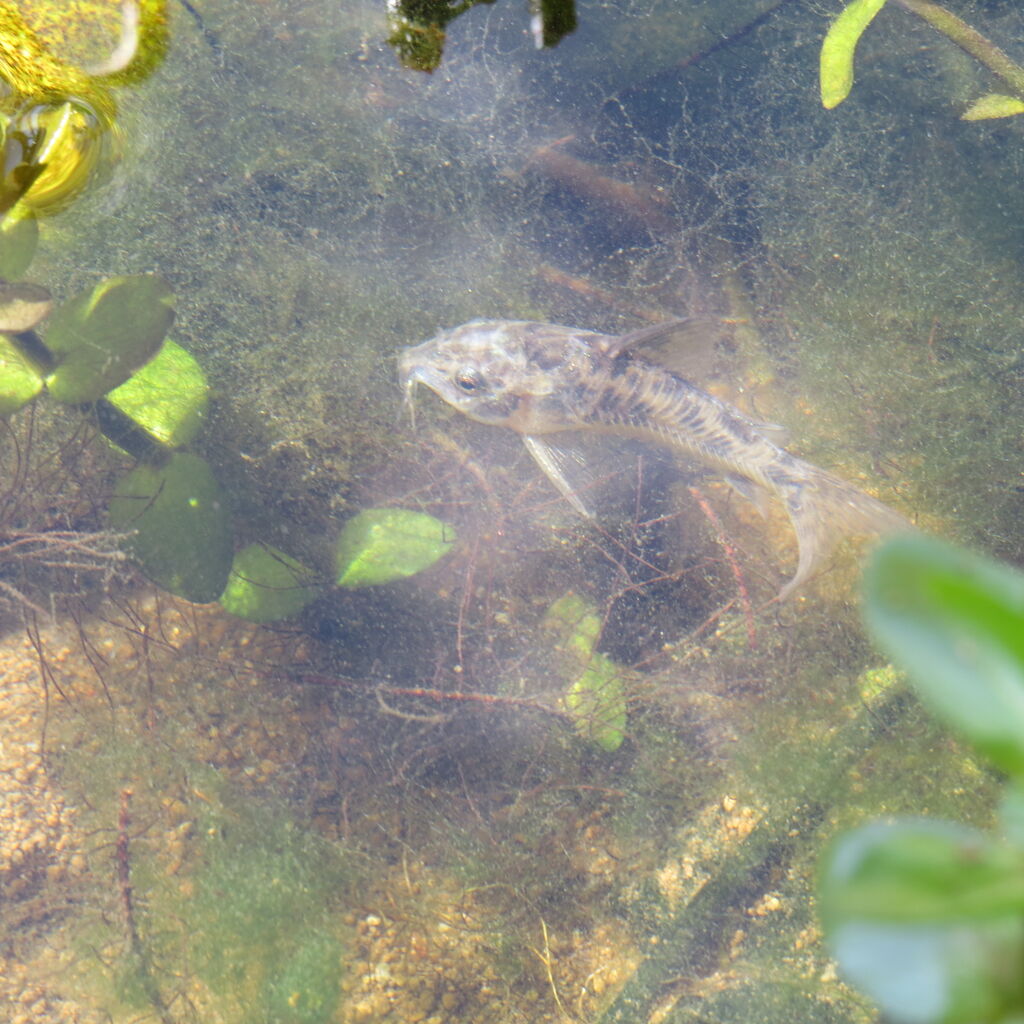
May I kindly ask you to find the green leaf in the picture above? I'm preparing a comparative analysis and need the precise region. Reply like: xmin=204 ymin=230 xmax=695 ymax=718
xmin=544 ymin=592 xmax=602 ymax=656
xmin=105 ymin=339 xmax=209 ymax=448
xmin=543 ymin=592 xmax=628 ymax=751
xmin=864 ymin=534 xmax=1024 ymax=778
xmin=0 ymin=332 xmax=43 ymax=415
xmin=820 ymin=0 xmax=889 ymax=109
xmin=0 ymin=212 xmax=38 ymax=279
xmin=565 ymin=653 xmax=628 ymax=752
xmin=109 ymin=453 xmax=233 ymax=603
xmin=219 ymin=543 xmax=320 ymax=623
xmin=962 ymin=93 xmax=1024 ymax=121
xmin=334 ymin=509 xmax=455 ymax=587
xmin=822 ymin=820 xmax=1024 ymax=924
xmin=45 ymin=274 xmax=175 ymax=404
xmin=0 ymin=281 xmax=52 ymax=331
xmin=821 ymin=820 xmax=1024 ymax=1024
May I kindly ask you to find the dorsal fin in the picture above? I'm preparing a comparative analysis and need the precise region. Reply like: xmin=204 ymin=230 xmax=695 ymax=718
xmin=596 ymin=317 xmax=730 ymax=380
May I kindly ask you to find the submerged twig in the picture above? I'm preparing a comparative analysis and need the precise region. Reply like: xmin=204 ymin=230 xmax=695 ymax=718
xmin=117 ymin=788 xmax=177 ymax=1024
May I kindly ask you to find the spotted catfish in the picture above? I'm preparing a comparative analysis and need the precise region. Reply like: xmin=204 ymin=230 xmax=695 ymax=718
xmin=399 ymin=318 xmax=910 ymax=598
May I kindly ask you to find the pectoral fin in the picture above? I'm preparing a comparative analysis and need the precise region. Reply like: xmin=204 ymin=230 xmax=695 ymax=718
xmin=523 ymin=435 xmax=593 ymax=517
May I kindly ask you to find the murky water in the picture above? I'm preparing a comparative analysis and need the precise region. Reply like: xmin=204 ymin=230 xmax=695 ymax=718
xmin=2 ymin=1 xmax=1023 ymax=1021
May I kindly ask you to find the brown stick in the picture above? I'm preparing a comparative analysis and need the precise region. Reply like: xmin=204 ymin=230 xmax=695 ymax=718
xmin=117 ymin=788 xmax=176 ymax=1024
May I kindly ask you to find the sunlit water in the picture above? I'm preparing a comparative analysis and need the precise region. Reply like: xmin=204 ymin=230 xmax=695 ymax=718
xmin=3 ymin=0 xmax=1023 ymax=1021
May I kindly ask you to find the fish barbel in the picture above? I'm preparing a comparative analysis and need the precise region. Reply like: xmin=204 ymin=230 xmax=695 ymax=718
xmin=399 ymin=318 xmax=910 ymax=598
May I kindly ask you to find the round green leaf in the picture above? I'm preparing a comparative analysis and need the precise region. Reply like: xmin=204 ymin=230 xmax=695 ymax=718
xmin=105 ymin=339 xmax=209 ymax=448
xmin=864 ymin=534 xmax=1024 ymax=778
xmin=109 ymin=453 xmax=233 ymax=603
xmin=822 ymin=820 xmax=1024 ymax=1024
xmin=0 ymin=332 xmax=43 ymax=414
xmin=219 ymin=543 xmax=320 ymax=623
xmin=45 ymin=274 xmax=175 ymax=404
xmin=334 ymin=509 xmax=455 ymax=587
xmin=0 ymin=212 xmax=38 ymax=279
xmin=820 ymin=0 xmax=889 ymax=109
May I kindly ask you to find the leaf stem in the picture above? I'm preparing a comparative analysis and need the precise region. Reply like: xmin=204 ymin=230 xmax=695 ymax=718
xmin=893 ymin=0 xmax=1024 ymax=98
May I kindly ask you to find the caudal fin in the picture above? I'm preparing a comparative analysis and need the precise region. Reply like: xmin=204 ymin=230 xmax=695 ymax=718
xmin=775 ymin=463 xmax=912 ymax=599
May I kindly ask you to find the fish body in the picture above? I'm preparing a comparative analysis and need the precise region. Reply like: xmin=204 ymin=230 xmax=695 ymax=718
xmin=399 ymin=318 xmax=910 ymax=598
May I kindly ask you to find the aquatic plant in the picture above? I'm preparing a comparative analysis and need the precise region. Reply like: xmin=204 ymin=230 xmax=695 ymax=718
xmin=820 ymin=535 xmax=1024 ymax=1023
xmin=386 ymin=0 xmax=577 ymax=72
xmin=821 ymin=0 xmax=1024 ymax=119
xmin=0 ymin=1 xmax=169 ymax=215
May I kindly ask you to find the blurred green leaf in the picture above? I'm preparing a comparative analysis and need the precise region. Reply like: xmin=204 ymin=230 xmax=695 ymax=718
xmin=820 ymin=0 xmax=889 ymax=109
xmin=109 ymin=453 xmax=233 ymax=603
xmin=822 ymin=820 xmax=1024 ymax=1024
xmin=105 ymin=339 xmax=209 ymax=448
xmin=544 ymin=591 xmax=601 ymax=655
xmin=999 ymin=785 xmax=1024 ymax=847
xmin=823 ymin=820 xmax=1024 ymax=924
xmin=544 ymin=591 xmax=628 ymax=751
xmin=864 ymin=534 xmax=1024 ymax=778
xmin=0 ymin=212 xmax=38 ymax=279
xmin=45 ymin=274 xmax=175 ymax=404
xmin=219 ymin=543 xmax=320 ymax=623
xmin=565 ymin=653 xmax=627 ymax=752
xmin=0 ymin=332 xmax=43 ymax=414
xmin=962 ymin=93 xmax=1024 ymax=121
xmin=334 ymin=509 xmax=455 ymax=587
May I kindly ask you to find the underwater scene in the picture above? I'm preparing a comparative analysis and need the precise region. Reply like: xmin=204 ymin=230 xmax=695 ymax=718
xmin=3 ymin=0 xmax=1024 ymax=1021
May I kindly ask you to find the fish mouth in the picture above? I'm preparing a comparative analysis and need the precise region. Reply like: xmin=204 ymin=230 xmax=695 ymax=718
xmin=398 ymin=345 xmax=444 ymax=429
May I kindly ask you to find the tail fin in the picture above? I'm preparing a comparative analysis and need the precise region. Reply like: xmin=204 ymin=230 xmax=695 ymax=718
xmin=774 ymin=462 xmax=911 ymax=599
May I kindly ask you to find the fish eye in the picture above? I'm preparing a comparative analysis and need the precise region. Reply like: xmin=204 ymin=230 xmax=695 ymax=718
xmin=455 ymin=368 xmax=485 ymax=392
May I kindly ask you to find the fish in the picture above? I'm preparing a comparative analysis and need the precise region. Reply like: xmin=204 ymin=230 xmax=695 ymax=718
xmin=399 ymin=317 xmax=911 ymax=598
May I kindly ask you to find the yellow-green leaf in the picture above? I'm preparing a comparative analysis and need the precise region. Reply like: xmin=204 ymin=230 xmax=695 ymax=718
xmin=0 ymin=212 xmax=38 ymax=280
xmin=105 ymin=339 xmax=209 ymax=448
xmin=219 ymin=543 xmax=320 ymax=623
xmin=45 ymin=274 xmax=175 ymax=404
xmin=0 ymin=332 xmax=43 ymax=414
xmin=820 ymin=0 xmax=889 ymax=109
xmin=565 ymin=654 xmax=628 ymax=752
xmin=962 ymin=93 xmax=1024 ymax=121
xmin=335 ymin=509 xmax=455 ymax=587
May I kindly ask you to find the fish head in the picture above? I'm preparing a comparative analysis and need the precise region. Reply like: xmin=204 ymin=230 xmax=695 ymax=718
xmin=399 ymin=319 xmax=571 ymax=431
